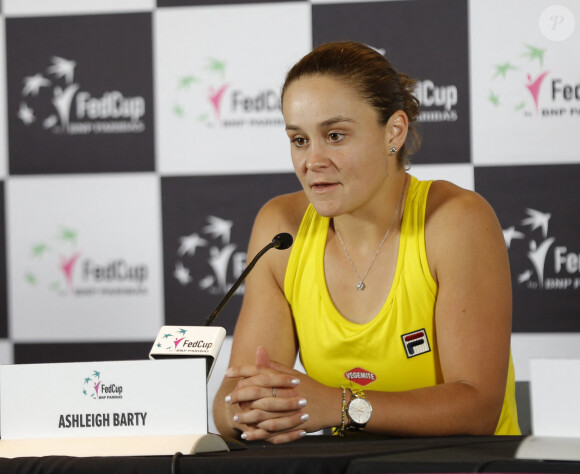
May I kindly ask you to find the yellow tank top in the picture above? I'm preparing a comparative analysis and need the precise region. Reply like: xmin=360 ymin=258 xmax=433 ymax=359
xmin=284 ymin=176 xmax=520 ymax=435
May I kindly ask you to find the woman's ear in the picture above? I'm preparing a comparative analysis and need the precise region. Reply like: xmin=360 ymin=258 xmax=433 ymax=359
xmin=385 ymin=110 xmax=409 ymax=151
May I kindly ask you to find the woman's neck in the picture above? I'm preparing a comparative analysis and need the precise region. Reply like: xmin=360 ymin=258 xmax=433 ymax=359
xmin=331 ymin=172 xmax=409 ymax=246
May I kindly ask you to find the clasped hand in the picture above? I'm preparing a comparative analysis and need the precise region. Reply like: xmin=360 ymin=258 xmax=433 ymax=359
xmin=224 ymin=346 xmax=314 ymax=444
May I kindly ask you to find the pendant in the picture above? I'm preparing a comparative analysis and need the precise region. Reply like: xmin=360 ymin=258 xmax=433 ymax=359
xmin=357 ymin=281 xmax=365 ymax=291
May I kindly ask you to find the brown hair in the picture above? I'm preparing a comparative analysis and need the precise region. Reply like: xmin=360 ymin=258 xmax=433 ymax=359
xmin=281 ymin=41 xmax=421 ymax=166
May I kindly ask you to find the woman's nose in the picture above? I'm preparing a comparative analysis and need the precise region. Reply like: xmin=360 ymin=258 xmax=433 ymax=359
xmin=305 ymin=142 xmax=329 ymax=171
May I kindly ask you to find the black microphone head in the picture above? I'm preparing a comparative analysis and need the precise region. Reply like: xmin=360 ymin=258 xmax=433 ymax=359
xmin=272 ymin=232 xmax=293 ymax=250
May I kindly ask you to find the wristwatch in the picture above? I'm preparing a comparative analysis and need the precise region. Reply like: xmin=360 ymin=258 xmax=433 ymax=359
xmin=346 ymin=389 xmax=372 ymax=430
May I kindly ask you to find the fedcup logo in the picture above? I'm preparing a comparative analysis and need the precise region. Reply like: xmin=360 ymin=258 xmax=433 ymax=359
xmin=172 ymin=57 xmax=228 ymax=125
xmin=488 ymin=42 xmax=580 ymax=118
xmin=25 ymin=226 xmax=149 ymax=297
xmin=171 ymin=56 xmax=283 ymax=128
xmin=25 ymin=226 xmax=81 ymax=294
xmin=18 ymin=56 xmax=146 ymax=135
xmin=369 ymin=44 xmax=460 ymax=123
xmin=413 ymin=80 xmax=459 ymax=122
xmin=173 ymin=215 xmax=246 ymax=296
xmin=503 ymin=208 xmax=580 ymax=291
xmin=154 ymin=327 xmax=188 ymax=353
xmin=82 ymin=370 xmax=123 ymax=400
xmin=489 ymin=44 xmax=548 ymax=115
xmin=153 ymin=327 xmax=214 ymax=354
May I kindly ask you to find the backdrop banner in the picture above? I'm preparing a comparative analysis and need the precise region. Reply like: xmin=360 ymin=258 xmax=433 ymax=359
xmin=0 ymin=2 xmax=578 ymax=434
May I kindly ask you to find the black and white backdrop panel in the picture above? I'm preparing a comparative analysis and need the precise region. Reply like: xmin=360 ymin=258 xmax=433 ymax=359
xmin=0 ymin=0 xmax=579 ymax=432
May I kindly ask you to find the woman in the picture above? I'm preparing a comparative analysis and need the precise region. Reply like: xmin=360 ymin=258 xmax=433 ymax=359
xmin=213 ymin=41 xmax=520 ymax=444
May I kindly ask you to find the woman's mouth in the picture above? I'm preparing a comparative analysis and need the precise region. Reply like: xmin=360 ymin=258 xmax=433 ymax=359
xmin=311 ymin=182 xmax=338 ymax=192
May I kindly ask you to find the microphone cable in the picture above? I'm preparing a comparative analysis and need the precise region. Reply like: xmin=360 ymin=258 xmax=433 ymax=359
xmin=170 ymin=451 xmax=183 ymax=474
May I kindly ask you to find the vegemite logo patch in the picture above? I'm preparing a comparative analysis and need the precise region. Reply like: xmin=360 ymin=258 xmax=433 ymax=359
xmin=344 ymin=367 xmax=376 ymax=386
xmin=402 ymin=329 xmax=431 ymax=358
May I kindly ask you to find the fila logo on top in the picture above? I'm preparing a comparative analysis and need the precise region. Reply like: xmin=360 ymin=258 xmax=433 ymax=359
xmin=401 ymin=329 xmax=431 ymax=358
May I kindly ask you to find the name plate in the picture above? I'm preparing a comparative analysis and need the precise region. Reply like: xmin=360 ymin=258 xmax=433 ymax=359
xmin=0 ymin=359 xmax=207 ymax=440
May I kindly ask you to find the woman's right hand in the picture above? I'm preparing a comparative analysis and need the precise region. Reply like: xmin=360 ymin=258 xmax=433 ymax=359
xmin=225 ymin=347 xmax=310 ymax=442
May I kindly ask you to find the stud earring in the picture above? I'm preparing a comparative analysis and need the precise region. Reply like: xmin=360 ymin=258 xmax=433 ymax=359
xmin=389 ymin=147 xmax=397 ymax=154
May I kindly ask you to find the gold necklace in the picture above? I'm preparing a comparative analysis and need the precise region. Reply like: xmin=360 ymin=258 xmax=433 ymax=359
xmin=334 ymin=174 xmax=407 ymax=291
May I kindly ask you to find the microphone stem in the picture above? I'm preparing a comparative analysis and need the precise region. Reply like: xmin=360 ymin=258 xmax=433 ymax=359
xmin=203 ymin=241 xmax=276 ymax=326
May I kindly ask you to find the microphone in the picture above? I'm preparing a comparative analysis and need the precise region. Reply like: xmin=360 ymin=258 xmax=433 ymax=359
xmin=272 ymin=232 xmax=294 ymax=250
xmin=149 ymin=232 xmax=293 ymax=378
xmin=203 ymin=232 xmax=293 ymax=327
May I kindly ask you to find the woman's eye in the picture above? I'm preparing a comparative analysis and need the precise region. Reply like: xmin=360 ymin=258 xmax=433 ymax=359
xmin=292 ymin=137 xmax=307 ymax=147
xmin=328 ymin=132 xmax=344 ymax=142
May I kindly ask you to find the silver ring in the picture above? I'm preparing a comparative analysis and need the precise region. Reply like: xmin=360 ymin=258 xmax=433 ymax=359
xmin=272 ymin=387 xmax=277 ymax=398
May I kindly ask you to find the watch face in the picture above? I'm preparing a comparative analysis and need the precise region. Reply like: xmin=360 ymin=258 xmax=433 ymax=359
xmin=348 ymin=397 xmax=372 ymax=424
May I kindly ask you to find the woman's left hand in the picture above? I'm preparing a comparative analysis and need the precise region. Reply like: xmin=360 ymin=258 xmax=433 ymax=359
xmin=225 ymin=347 xmax=339 ymax=443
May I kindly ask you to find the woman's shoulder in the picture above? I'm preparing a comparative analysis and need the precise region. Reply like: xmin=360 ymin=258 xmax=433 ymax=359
xmin=424 ymin=179 xmax=505 ymax=279
xmin=247 ymin=191 xmax=310 ymax=286
xmin=426 ymin=179 xmax=496 ymax=224
xmin=255 ymin=190 xmax=310 ymax=236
